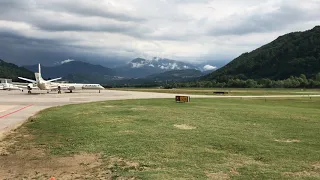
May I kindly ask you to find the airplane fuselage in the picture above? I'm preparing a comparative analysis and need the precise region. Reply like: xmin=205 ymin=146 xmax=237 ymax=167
xmin=38 ymin=82 xmax=49 ymax=90
xmin=37 ymin=81 xmax=103 ymax=91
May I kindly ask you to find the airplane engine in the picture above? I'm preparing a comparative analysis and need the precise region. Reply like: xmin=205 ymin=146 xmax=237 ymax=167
xmin=68 ymin=86 xmax=76 ymax=90
xmin=27 ymin=84 xmax=33 ymax=91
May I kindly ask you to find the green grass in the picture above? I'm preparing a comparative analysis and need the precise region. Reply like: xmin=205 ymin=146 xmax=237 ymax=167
xmin=112 ymin=88 xmax=320 ymax=96
xmin=10 ymin=98 xmax=320 ymax=179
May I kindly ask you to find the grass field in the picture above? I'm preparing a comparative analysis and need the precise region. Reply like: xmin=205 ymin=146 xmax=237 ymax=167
xmin=1 ymin=98 xmax=320 ymax=179
xmin=113 ymin=88 xmax=320 ymax=96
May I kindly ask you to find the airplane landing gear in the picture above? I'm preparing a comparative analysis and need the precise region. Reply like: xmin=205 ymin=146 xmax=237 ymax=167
xmin=27 ymin=87 xmax=32 ymax=94
xmin=47 ymin=91 xmax=49 ymax=94
xmin=69 ymin=90 xmax=73 ymax=93
xmin=58 ymin=86 xmax=61 ymax=94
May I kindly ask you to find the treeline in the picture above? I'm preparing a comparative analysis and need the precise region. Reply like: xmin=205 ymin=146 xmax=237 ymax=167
xmin=166 ymin=73 xmax=320 ymax=88
xmin=106 ymin=73 xmax=320 ymax=88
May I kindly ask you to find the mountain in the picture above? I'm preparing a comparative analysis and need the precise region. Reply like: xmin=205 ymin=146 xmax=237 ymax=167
xmin=24 ymin=60 xmax=114 ymax=83
xmin=114 ymin=57 xmax=198 ymax=78
xmin=205 ymin=26 xmax=320 ymax=81
xmin=146 ymin=69 xmax=204 ymax=81
xmin=0 ymin=59 xmax=34 ymax=81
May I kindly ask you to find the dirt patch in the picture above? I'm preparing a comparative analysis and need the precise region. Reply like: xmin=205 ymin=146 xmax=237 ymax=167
xmin=174 ymin=124 xmax=196 ymax=130
xmin=106 ymin=157 xmax=149 ymax=179
xmin=104 ymin=105 xmax=115 ymax=108
xmin=0 ymin=141 xmax=16 ymax=156
xmin=312 ymin=162 xmax=320 ymax=170
xmin=0 ymin=148 xmax=111 ymax=180
xmin=230 ymin=168 xmax=240 ymax=175
xmin=206 ymin=172 xmax=230 ymax=180
xmin=283 ymin=171 xmax=320 ymax=177
xmin=274 ymin=139 xmax=301 ymax=143
xmin=108 ymin=157 xmax=140 ymax=170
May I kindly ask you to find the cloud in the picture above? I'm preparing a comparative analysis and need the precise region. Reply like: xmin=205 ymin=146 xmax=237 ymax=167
xmin=203 ymin=65 xmax=217 ymax=71
xmin=0 ymin=0 xmax=319 ymax=66
xmin=60 ymin=59 xmax=75 ymax=64
xmin=208 ymin=0 xmax=320 ymax=36
xmin=44 ymin=0 xmax=145 ymax=22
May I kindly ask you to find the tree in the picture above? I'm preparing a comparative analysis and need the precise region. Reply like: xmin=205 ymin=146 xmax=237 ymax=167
xmin=315 ymin=72 xmax=320 ymax=81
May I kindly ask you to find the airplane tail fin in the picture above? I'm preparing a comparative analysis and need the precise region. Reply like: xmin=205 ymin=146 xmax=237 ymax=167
xmin=4 ymin=79 xmax=8 ymax=88
xmin=38 ymin=64 xmax=44 ymax=81
xmin=35 ymin=73 xmax=41 ymax=83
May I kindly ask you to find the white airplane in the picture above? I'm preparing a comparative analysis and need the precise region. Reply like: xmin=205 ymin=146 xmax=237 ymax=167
xmin=0 ymin=79 xmax=27 ymax=91
xmin=18 ymin=64 xmax=104 ymax=94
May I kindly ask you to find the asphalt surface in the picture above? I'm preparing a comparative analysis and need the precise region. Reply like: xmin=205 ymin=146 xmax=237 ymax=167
xmin=0 ymin=89 xmax=181 ymax=139
xmin=0 ymin=89 xmax=319 ymax=139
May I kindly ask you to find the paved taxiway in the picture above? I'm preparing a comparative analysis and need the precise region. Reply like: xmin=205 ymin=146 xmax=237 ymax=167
xmin=1 ymin=89 xmax=320 ymax=139
xmin=0 ymin=89 xmax=181 ymax=139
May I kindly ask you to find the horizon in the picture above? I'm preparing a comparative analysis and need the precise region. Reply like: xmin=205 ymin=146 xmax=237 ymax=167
xmin=0 ymin=0 xmax=319 ymax=67
xmin=17 ymin=58 xmax=219 ymax=72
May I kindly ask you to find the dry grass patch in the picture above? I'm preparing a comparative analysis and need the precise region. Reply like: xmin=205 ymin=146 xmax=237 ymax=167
xmin=117 ymin=130 xmax=136 ymax=135
xmin=206 ymin=171 xmax=230 ymax=180
xmin=312 ymin=162 xmax=320 ymax=170
xmin=0 ymin=141 xmax=15 ymax=156
xmin=108 ymin=157 xmax=140 ymax=170
xmin=0 ymin=146 xmax=109 ymax=180
xmin=173 ymin=124 xmax=196 ymax=130
xmin=130 ymin=106 xmax=147 ymax=111
xmin=274 ymin=139 xmax=301 ymax=143
xmin=0 ymin=127 xmax=110 ymax=179
xmin=283 ymin=171 xmax=320 ymax=177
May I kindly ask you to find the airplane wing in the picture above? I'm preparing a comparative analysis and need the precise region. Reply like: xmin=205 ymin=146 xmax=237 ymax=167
xmin=47 ymin=77 xmax=62 ymax=82
xmin=18 ymin=77 xmax=37 ymax=83
xmin=15 ymin=85 xmax=39 ymax=89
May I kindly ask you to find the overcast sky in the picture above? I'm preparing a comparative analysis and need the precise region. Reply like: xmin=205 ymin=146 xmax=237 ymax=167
xmin=0 ymin=0 xmax=319 ymax=66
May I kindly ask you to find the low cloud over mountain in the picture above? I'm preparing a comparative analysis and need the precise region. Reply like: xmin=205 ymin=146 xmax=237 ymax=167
xmin=203 ymin=65 xmax=217 ymax=71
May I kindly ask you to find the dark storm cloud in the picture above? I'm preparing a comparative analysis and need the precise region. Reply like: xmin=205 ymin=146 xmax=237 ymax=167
xmin=0 ymin=28 xmax=79 ymax=65
xmin=0 ymin=0 xmax=148 ymax=36
xmin=209 ymin=3 xmax=320 ymax=36
xmin=34 ymin=20 xmax=138 ymax=34
xmin=0 ymin=0 xmax=144 ymax=22
xmin=43 ymin=1 xmax=145 ymax=22
xmin=0 ymin=0 xmax=29 ymax=10
xmin=0 ymin=30 xmax=127 ymax=66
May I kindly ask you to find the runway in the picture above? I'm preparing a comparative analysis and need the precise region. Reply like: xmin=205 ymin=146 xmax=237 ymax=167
xmin=0 ymin=89 xmax=319 ymax=139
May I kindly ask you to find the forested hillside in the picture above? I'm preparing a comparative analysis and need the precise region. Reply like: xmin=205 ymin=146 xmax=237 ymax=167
xmin=0 ymin=59 xmax=34 ymax=81
xmin=205 ymin=26 xmax=320 ymax=81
